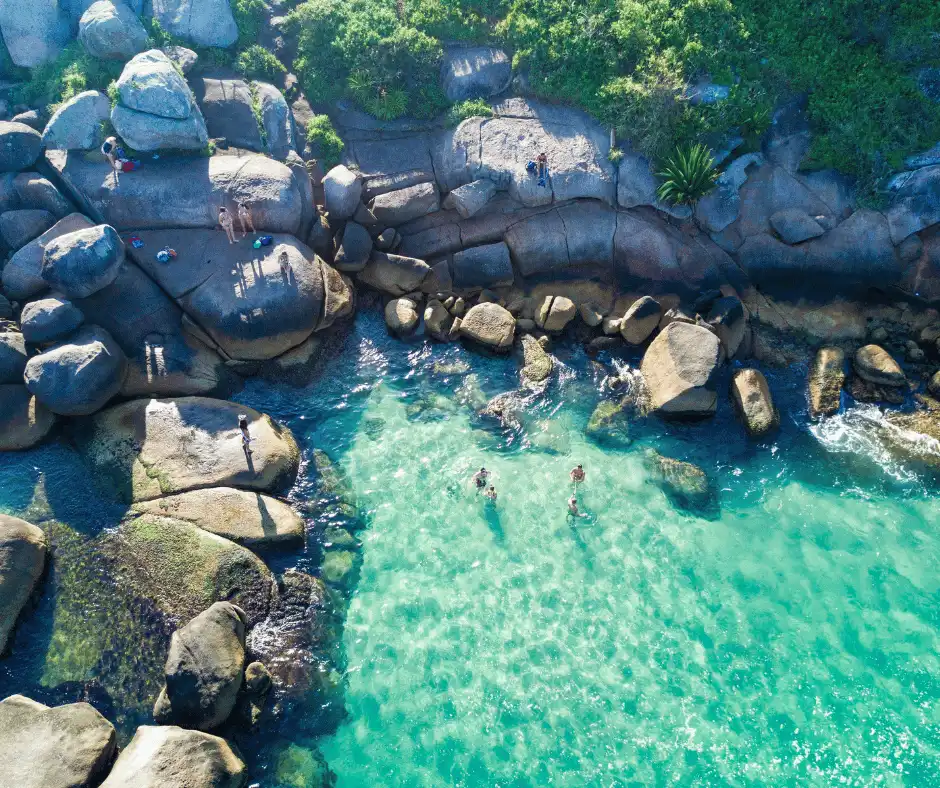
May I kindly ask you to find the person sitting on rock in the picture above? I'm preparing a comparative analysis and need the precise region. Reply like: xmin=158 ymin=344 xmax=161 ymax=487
xmin=536 ymin=152 xmax=548 ymax=186
xmin=101 ymin=136 xmax=119 ymax=169
xmin=472 ymin=467 xmax=489 ymax=489
xmin=238 ymin=202 xmax=256 ymax=238
xmin=570 ymin=464 xmax=585 ymax=484
xmin=278 ymin=249 xmax=292 ymax=277
xmin=218 ymin=206 xmax=236 ymax=245
xmin=484 ymin=485 xmax=497 ymax=502
xmin=238 ymin=414 xmax=253 ymax=455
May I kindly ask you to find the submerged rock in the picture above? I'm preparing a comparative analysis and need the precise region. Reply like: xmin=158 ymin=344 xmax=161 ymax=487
xmin=0 ymin=695 xmax=116 ymax=788
xmin=585 ymin=399 xmax=631 ymax=446
xmin=0 ymin=514 xmax=47 ymax=653
xmin=385 ymin=297 xmax=420 ymax=336
xmin=808 ymin=347 xmax=845 ymax=418
xmin=881 ymin=408 xmax=940 ymax=470
xmin=730 ymin=368 xmax=778 ymax=437
xmin=100 ymin=725 xmax=246 ymax=788
xmin=646 ymin=451 xmax=716 ymax=515
xmin=73 ymin=397 xmax=300 ymax=503
xmin=640 ymin=322 xmax=722 ymax=418
xmin=154 ymin=602 xmax=247 ymax=730
xmin=518 ymin=333 xmax=553 ymax=385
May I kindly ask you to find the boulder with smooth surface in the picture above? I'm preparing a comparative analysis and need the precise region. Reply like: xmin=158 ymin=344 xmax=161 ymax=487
xmin=0 ymin=122 xmax=42 ymax=172
xmin=641 ymin=322 xmax=722 ymax=417
xmin=40 ymin=224 xmax=124 ymax=299
xmin=0 ymin=695 xmax=116 ymax=788
xmin=24 ymin=325 xmax=127 ymax=416
xmin=111 ymin=103 xmax=209 ymax=151
xmin=323 ymin=165 xmax=362 ymax=221
xmin=808 ymin=347 xmax=845 ymax=418
xmin=151 ymin=0 xmax=238 ymax=49
xmin=154 ymin=602 xmax=247 ymax=730
xmin=441 ymin=47 xmax=511 ymax=101
xmin=13 ymin=174 xmax=72 ymax=219
xmin=452 ymin=242 xmax=513 ymax=289
xmin=647 ymin=451 xmax=716 ymax=514
xmin=519 ymin=333 xmax=552 ymax=384
xmin=333 ymin=221 xmax=372 ymax=272
xmin=0 ymin=1 xmax=68 ymax=68
xmin=358 ymin=251 xmax=430 ymax=295
xmin=730 ymin=368 xmax=778 ymax=436
xmin=116 ymin=49 xmax=195 ymax=119
xmin=1 ymin=213 xmax=94 ymax=300
xmin=459 ymin=302 xmax=515 ymax=350
xmin=0 ymin=386 xmax=56 ymax=451
xmin=535 ymin=295 xmax=576 ymax=333
xmin=0 ymin=515 xmax=47 ymax=653
xmin=72 ymin=397 xmax=300 ymax=503
xmin=854 ymin=344 xmax=905 ymax=386
xmin=384 ymin=297 xmax=420 ymax=336
xmin=0 ymin=331 xmax=27 ymax=384
xmin=370 ymin=182 xmax=440 ymax=226
xmin=620 ymin=296 xmax=661 ymax=345
xmin=79 ymin=0 xmax=149 ymax=60
xmin=20 ymin=297 xmax=84 ymax=344
xmin=0 ymin=209 xmax=55 ymax=250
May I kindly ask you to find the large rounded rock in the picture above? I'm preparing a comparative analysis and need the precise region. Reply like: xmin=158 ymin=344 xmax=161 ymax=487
xmin=100 ymin=725 xmax=245 ymax=788
xmin=41 ymin=224 xmax=125 ymax=299
xmin=358 ymin=252 xmax=430 ymax=296
xmin=0 ymin=209 xmax=55 ymax=250
xmin=620 ymin=295 xmax=662 ymax=345
xmin=0 ymin=330 xmax=27 ymax=383
xmin=111 ymin=104 xmax=209 ymax=152
xmin=154 ymin=602 xmax=247 ymax=730
xmin=808 ymin=347 xmax=845 ymax=418
xmin=24 ymin=325 xmax=127 ymax=416
xmin=0 ymin=122 xmax=42 ymax=173
xmin=20 ymin=297 xmax=84 ymax=344
xmin=116 ymin=49 xmax=195 ymax=120
xmin=0 ymin=1 xmax=68 ymax=68
xmin=0 ymin=386 xmax=56 ymax=451
xmin=134 ymin=488 xmax=304 ymax=549
xmin=13 ymin=174 xmax=72 ymax=219
xmin=459 ymin=302 xmax=515 ymax=350
xmin=72 ymin=397 xmax=300 ymax=503
xmin=42 ymin=90 xmax=111 ymax=151
xmin=370 ymin=182 xmax=440 ymax=226
xmin=854 ymin=344 xmax=905 ymax=386
xmin=423 ymin=299 xmax=454 ymax=342
xmin=0 ymin=695 xmax=116 ymax=788
xmin=79 ymin=0 xmax=149 ymax=60
xmin=151 ymin=0 xmax=238 ymax=49
xmin=323 ymin=165 xmax=362 ymax=221
xmin=0 ymin=515 xmax=47 ymax=653
xmin=441 ymin=47 xmax=511 ymax=102
xmin=730 ymin=368 xmax=778 ymax=437
xmin=333 ymin=221 xmax=373 ymax=272
xmin=640 ymin=322 xmax=722 ymax=417
xmin=535 ymin=295 xmax=576 ymax=333
xmin=384 ymin=297 xmax=420 ymax=336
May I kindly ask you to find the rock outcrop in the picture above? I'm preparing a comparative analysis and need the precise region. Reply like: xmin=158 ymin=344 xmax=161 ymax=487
xmin=322 ymin=165 xmax=362 ymax=221
xmin=808 ymin=347 xmax=845 ymax=418
xmin=0 ymin=695 xmax=116 ymax=788
xmin=0 ymin=515 xmax=47 ymax=653
xmin=78 ymin=0 xmax=149 ymax=60
xmin=0 ymin=122 xmax=42 ymax=172
xmin=620 ymin=296 xmax=662 ymax=344
xmin=441 ymin=47 xmax=511 ymax=101
xmin=150 ymin=0 xmax=238 ymax=49
xmin=519 ymin=333 xmax=553 ymax=384
xmin=459 ymin=302 xmax=515 ymax=350
xmin=154 ymin=602 xmax=247 ymax=730
xmin=641 ymin=322 xmax=722 ymax=417
xmin=730 ymin=368 xmax=778 ymax=436
xmin=0 ymin=3 xmax=68 ymax=67
xmin=73 ymin=397 xmax=300 ymax=503
xmin=100 ymin=725 xmax=246 ymax=788
xmin=0 ymin=209 xmax=55 ymax=250
xmin=0 ymin=386 xmax=57 ymax=450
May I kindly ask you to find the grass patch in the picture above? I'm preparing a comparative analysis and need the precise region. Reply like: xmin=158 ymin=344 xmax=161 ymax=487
xmin=236 ymin=45 xmax=287 ymax=81
xmin=446 ymin=97 xmax=494 ymax=126
xmin=305 ymin=114 xmax=345 ymax=169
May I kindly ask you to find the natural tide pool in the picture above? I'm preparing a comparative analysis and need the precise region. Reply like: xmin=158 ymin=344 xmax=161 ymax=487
xmin=2 ymin=307 xmax=940 ymax=787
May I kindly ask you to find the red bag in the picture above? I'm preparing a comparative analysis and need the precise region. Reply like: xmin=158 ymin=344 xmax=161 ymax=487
xmin=121 ymin=160 xmax=135 ymax=172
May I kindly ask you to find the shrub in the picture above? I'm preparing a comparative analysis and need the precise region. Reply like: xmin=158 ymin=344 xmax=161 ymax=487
xmin=607 ymin=147 xmax=624 ymax=165
xmin=231 ymin=0 xmax=268 ymax=49
xmin=305 ymin=114 xmax=345 ymax=169
xmin=656 ymin=143 xmax=718 ymax=205
xmin=446 ymin=98 xmax=494 ymax=126
xmin=236 ymin=45 xmax=287 ymax=81
xmin=14 ymin=43 xmax=123 ymax=112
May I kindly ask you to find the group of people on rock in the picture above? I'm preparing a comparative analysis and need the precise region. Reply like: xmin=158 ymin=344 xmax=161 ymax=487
xmin=218 ymin=205 xmax=293 ymax=277
xmin=472 ymin=463 xmax=587 ymax=517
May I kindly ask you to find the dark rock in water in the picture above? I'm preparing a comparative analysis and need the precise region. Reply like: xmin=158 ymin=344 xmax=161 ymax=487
xmin=585 ymin=399 xmax=631 ymax=446
xmin=808 ymin=347 xmax=845 ymax=419
xmin=320 ymin=549 xmax=360 ymax=590
xmin=0 ymin=695 xmax=116 ymax=788
xmin=0 ymin=385 xmax=56 ymax=451
xmin=312 ymin=448 xmax=359 ymax=520
xmin=849 ymin=375 xmax=906 ymax=405
xmin=646 ymin=450 xmax=717 ymax=515
xmin=586 ymin=336 xmax=621 ymax=355
xmin=730 ymin=368 xmax=778 ymax=437
xmin=154 ymin=601 xmax=247 ymax=731
xmin=518 ymin=333 xmax=553 ymax=385
xmin=479 ymin=391 xmax=526 ymax=430
xmin=0 ymin=514 xmax=47 ymax=653
xmin=99 ymin=724 xmax=246 ymax=788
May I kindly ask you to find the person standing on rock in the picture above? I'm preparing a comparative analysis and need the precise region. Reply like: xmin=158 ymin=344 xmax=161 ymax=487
xmin=101 ymin=136 xmax=119 ymax=169
xmin=219 ymin=206 xmax=236 ymax=244
xmin=278 ymin=249 xmax=292 ymax=278
xmin=238 ymin=202 xmax=256 ymax=238
xmin=238 ymin=414 xmax=253 ymax=456
xmin=536 ymin=152 xmax=548 ymax=187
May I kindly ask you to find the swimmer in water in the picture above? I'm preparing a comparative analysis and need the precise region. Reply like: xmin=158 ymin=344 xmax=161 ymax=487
xmin=570 ymin=464 xmax=585 ymax=484
xmin=472 ymin=467 xmax=489 ymax=489
xmin=567 ymin=495 xmax=579 ymax=517
xmin=484 ymin=485 xmax=497 ymax=502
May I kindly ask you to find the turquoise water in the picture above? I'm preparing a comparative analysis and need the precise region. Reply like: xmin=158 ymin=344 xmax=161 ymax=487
xmin=2 ymin=308 xmax=940 ymax=786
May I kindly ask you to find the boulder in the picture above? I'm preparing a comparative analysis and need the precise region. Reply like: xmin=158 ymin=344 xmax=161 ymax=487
xmin=78 ymin=0 xmax=149 ymax=60
xmin=1 ymin=213 xmax=95 ymax=300
xmin=322 ymin=165 xmax=362 ymax=222
xmin=619 ymin=296 xmax=661 ymax=345
xmin=333 ymin=221 xmax=372 ymax=272
xmin=0 ymin=330 xmax=27 ymax=383
xmin=585 ymin=399 xmax=631 ymax=446
xmin=519 ymin=333 xmax=552 ymax=384
xmin=154 ymin=602 xmax=247 ymax=730
xmin=885 ymin=165 xmax=940 ymax=244
xmin=459 ymin=302 xmax=515 ymax=350
xmin=0 ymin=386 xmax=56 ymax=450
xmin=769 ymin=208 xmax=825 ymax=244
xmin=730 ymin=368 xmax=778 ymax=436
xmin=133 ymin=488 xmax=304 ymax=549
xmin=0 ymin=0 xmax=68 ymax=67
xmin=24 ymin=325 xmax=127 ymax=416
xmin=808 ymin=346 xmax=845 ymax=418
xmin=163 ymin=45 xmax=198 ymax=74
xmin=423 ymin=299 xmax=453 ymax=341
xmin=358 ymin=251 xmax=430 ymax=296
xmin=99 ymin=725 xmax=246 ymax=788
xmin=195 ymin=77 xmax=263 ymax=151
xmin=0 ymin=696 xmax=116 ymax=788
xmin=0 ymin=209 xmax=55 ymax=250
xmin=384 ymin=297 xmax=420 ymax=336
xmin=370 ymin=182 xmax=440 ymax=226
xmin=0 ymin=122 xmax=42 ymax=172
xmin=72 ymin=397 xmax=300 ymax=503
xmin=441 ymin=47 xmax=511 ymax=101
xmin=42 ymin=91 xmax=111 ymax=150
xmin=579 ymin=302 xmax=604 ymax=327
xmin=319 ymin=261 xmax=356 ymax=331
xmin=929 ymin=370 xmax=940 ymax=398
xmin=0 ymin=515 xmax=47 ymax=652
xmin=640 ymin=322 xmax=722 ymax=417
xmin=111 ymin=104 xmax=209 ymax=151
xmin=46 ymin=154 xmax=305 ymax=234
xmin=535 ymin=295 xmax=576 ymax=333
xmin=117 ymin=49 xmax=195 ymax=120
xmin=442 ymin=179 xmax=496 ymax=218
xmin=647 ymin=451 xmax=715 ymax=514
xmin=151 ymin=0 xmax=238 ymax=49
xmin=707 ymin=295 xmax=746 ymax=358
xmin=20 ymin=296 xmax=84 ymax=344
xmin=853 ymin=344 xmax=905 ymax=387
xmin=257 ymin=82 xmax=296 ymax=160
xmin=14 ymin=174 xmax=72 ymax=219
xmin=126 ymin=229 xmax=340 ymax=361
xmin=10 ymin=112 xmax=42 ymax=130
xmin=452 ymin=242 xmax=513 ymax=289
xmin=41 ymin=224 xmax=124 ymax=298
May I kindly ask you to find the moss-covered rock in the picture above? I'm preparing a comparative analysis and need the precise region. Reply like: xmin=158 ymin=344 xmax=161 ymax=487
xmin=646 ymin=450 xmax=717 ymax=516
xmin=585 ymin=399 xmax=631 ymax=446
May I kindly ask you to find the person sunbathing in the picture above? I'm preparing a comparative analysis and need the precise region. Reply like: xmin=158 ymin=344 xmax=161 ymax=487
xmin=218 ymin=206 xmax=236 ymax=244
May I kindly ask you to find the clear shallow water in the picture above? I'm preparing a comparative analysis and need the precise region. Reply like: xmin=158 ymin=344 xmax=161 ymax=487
xmin=2 ymin=308 xmax=940 ymax=786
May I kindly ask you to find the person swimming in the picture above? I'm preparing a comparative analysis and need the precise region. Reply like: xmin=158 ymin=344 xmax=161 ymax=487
xmin=484 ymin=485 xmax=497 ymax=502
xmin=568 ymin=496 xmax=579 ymax=517
xmin=472 ymin=467 xmax=489 ymax=489
xmin=570 ymin=464 xmax=585 ymax=484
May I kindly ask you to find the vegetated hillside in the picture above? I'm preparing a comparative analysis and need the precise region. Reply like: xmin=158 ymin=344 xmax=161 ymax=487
xmin=287 ymin=0 xmax=940 ymax=194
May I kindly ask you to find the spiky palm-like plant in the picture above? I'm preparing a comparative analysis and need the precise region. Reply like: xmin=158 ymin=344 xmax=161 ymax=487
xmin=656 ymin=143 xmax=718 ymax=205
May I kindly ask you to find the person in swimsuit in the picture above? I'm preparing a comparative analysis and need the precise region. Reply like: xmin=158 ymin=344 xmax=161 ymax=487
xmin=101 ymin=136 xmax=119 ymax=169
xmin=570 ymin=464 xmax=585 ymax=484
xmin=472 ymin=467 xmax=489 ymax=489
xmin=484 ymin=485 xmax=497 ymax=502
xmin=238 ymin=202 xmax=256 ymax=238
xmin=567 ymin=496 xmax=580 ymax=517
xmin=238 ymin=415 xmax=253 ymax=455
xmin=278 ymin=249 xmax=292 ymax=277
xmin=219 ymin=206 xmax=236 ymax=244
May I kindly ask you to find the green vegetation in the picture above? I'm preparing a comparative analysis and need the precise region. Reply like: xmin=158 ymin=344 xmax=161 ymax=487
xmin=12 ymin=42 xmax=123 ymax=112
xmin=656 ymin=143 xmax=718 ymax=205
xmin=446 ymin=97 xmax=494 ymax=126
xmin=305 ymin=114 xmax=345 ymax=168
xmin=236 ymin=45 xmax=287 ymax=81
